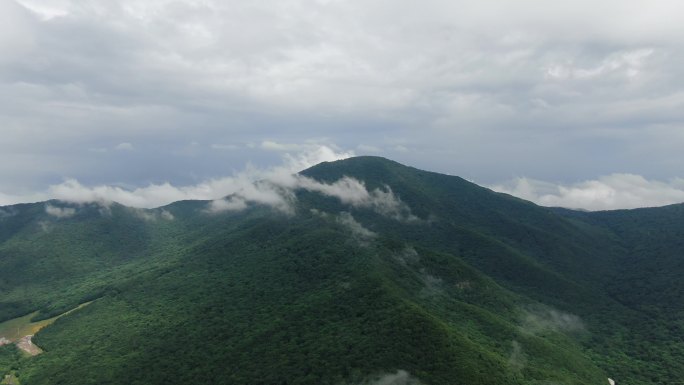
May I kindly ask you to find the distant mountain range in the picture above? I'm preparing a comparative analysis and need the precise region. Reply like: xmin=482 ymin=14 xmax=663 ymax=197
xmin=1 ymin=156 xmax=682 ymax=385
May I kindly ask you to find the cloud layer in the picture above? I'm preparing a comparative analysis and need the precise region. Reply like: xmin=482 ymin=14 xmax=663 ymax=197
xmin=0 ymin=142 xmax=426 ymax=225
xmin=45 ymin=203 xmax=76 ymax=218
xmin=2 ymin=140 xmax=683 ymax=212
xmin=206 ymin=170 xmax=416 ymax=220
xmin=0 ymin=0 xmax=683 ymax=199
xmin=11 ymin=144 xmax=417 ymax=229
xmin=0 ymin=144 xmax=351 ymax=208
xmin=492 ymin=174 xmax=684 ymax=210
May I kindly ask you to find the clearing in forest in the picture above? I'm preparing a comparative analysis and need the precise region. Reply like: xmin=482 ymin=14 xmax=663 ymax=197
xmin=0 ymin=301 xmax=94 ymax=354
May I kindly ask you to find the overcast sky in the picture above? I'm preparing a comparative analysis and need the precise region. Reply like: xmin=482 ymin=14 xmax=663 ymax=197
xmin=1 ymin=0 xmax=683 ymax=210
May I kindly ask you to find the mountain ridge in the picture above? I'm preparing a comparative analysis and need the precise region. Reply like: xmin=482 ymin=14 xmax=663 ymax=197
xmin=0 ymin=156 xmax=682 ymax=384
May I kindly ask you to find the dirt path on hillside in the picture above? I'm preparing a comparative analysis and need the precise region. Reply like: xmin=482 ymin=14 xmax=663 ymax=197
xmin=16 ymin=335 xmax=43 ymax=356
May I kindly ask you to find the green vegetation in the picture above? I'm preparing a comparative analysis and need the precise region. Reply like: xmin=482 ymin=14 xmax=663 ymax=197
xmin=0 ymin=302 xmax=93 ymax=345
xmin=0 ymin=156 xmax=682 ymax=384
xmin=0 ymin=372 xmax=20 ymax=385
xmin=0 ymin=313 xmax=50 ymax=344
xmin=0 ymin=346 xmax=21 ymax=384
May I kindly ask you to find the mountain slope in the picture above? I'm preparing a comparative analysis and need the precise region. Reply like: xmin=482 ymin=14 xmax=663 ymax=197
xmin=0 ymin=156 xmax=682 ymax=384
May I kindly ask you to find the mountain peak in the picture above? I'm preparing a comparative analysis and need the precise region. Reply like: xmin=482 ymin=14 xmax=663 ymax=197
xmin=301 ymin=155 xmax=405 ymax=178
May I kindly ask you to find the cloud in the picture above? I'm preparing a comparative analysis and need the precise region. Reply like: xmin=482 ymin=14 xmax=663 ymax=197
xmin=336 ymin=212 xmax=377 ymax=242
xmin=38 ymin=220 xmax=51 ymax=232
xmin=393 ymin=246 xmax=420 ymax=266
xmin=48 ymin=179 xmax=189 ymax=208
xmin=195 ymin=145 xmax=420 ymax=218
xmin=206 ymin=181 xmax=295 ymax=214
xmin=33 ymin=142 xmax=412 ymax=222
xmin=0 ymin=140 xmax=410 ymax=225
xmin=363 ymin=370 xmax=423 ymax=385
xmin=520 ymin=307 xmax=585 ymax=335
xmin=206 ymin=169 xmax=419 ymax=222
xmin=491 ymin=174 xmax=684 ymax=210
xmin=130 ymin=207 xmax=175 ymax=221
xmin=293 ymin=177 xmax=418 ymax=221
xmin=508 ymin=340 xmax=527 ymax=371
xmin=207 ymin=197 xmax=248 ymax=213
xmin=114 ymin=142 xmax=134 ymax=151
xmin=201 ymin=144 xmax=419 ymax=218
xmin=364 ymin=187 xmax=417 ymax=221
xmin=40 ymin=144 xmax=351 ymax=209
xmin=0 ymin=207 xmax=18 ymax=219
xmin=419 ymin=269 xmax=444 ymax=298
xmin=45 ymin=203 xmax=76 ymax=218
xmin=7 ymin=135 xmax=681 ymax=215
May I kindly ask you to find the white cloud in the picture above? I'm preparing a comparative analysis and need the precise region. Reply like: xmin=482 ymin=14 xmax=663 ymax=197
xmin=205 ymin=159 xmax=419 ymax=220
xmin=336 ymin=212 xmax=376 ymax=241
xmin=295 ymin=177 xmax=370 ymax=205
xmin=38 ymin=144 xmax=356 ymax=210
xmin=206 ymin=181 xmax=295 ymax=214
xmin=207 ymin=196 xmax=248 ymax=213
xmin=293 ymin=176 xmax=418 ymax=221
xmin=520 ymin=307 xmax=585 ymax=335
xmin=45 ymin=203 xmax=76 ymax=218
xmin=363 ymin=370 xmax=423 ymax=385
xmin=130 ymin=207 xmax=175 ymax=221
xmin=274 ymin=144 xmax=356 ymax=176
xmin=26 ymin=143 xmax=421 ymax=225
xmin=492 ymin=174 xmax=684 ymax=210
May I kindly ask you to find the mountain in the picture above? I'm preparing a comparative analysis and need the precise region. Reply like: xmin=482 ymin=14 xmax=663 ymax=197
xmin=1 ymin=156 xmax=683 ymax=385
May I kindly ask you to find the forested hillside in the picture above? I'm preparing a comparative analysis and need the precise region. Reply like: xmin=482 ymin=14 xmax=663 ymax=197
xmin=1 ymin=157 xmax=682 ymax=385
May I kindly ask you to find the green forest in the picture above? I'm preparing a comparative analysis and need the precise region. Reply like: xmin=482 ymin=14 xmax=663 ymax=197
xmin=1 ymin=156 xmax=682 ymax=384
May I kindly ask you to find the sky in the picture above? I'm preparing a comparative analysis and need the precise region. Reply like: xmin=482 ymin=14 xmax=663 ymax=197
xmin=1 ymin=0 xmax=683 ymax=210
